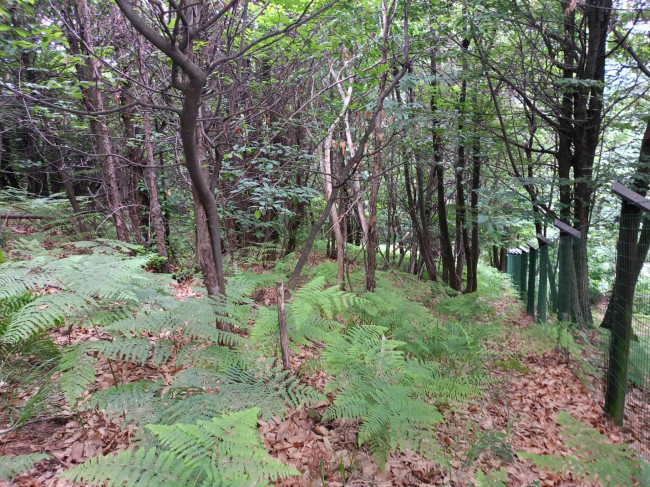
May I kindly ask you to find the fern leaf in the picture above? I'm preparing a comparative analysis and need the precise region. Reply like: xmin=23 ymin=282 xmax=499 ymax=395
xmin=0 ymin=453 xmax=50 ymax=482
xmin=147 ymin=408 xmax=300 ymax=484
xmin=61 ymin=448 xmax=196 ymax=487
xmin=86 ymin=338 xmax=154 ymax=365
xmin=81 ymin=380 xmax=163 ymax=428
xmin=2 ymin=292 xmax=91 ymax=344
xmin=175 ymin=343 xmax=243 ymax=370
xmin=57 ymin=347 xmax=98 ymax=405
xmin=217 ymin=364 xmax=325 ymax=420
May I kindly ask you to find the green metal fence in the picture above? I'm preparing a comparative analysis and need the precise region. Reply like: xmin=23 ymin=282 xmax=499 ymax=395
xmin=506 ymin=236 xmax=556 ymax=323
xmin=504 ymin=192 xmax=649 ymax=455
xmin=604 ymin=183 xmax=650 ymax=455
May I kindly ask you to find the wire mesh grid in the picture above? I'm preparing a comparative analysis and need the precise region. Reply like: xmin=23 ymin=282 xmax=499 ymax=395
xmin=604 ymin=208 xmax=650 ymax=456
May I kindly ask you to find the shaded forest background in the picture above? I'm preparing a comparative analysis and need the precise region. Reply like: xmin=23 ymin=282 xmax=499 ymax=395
xmin=0 ymin=0 xmax=648 ymax=310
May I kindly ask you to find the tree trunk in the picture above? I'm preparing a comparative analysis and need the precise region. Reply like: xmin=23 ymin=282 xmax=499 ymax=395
xmin=70 ymin=0 xmax=129 ymax=241
xmin=319 ymin=137 xmax=346 ymax=288
xmin=180 ymin=81 xmax=226 ymax=294
xmin=142 ymin=111 xmax=170 ymax=272
xmin=468 ymin=121 xmax=482 ymax=293
xmin=431 ymin=51 xmax=459 ymax=291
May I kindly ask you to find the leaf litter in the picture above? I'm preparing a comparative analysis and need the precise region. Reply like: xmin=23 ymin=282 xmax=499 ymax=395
xmin=1 ymin=247 xmax=647 ymax=486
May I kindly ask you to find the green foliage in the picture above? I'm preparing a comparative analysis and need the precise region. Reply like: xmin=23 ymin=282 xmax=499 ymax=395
xmin=57 ymin=346 xmax=98 ymax=405
xmin=475 ymin=468 xmax=507 ymax=487
xmin=146 ymin=255 xmax=168 ymax=273
xmin=519 ymin=411 xmax=646 ymax=486
xmin=61 ymin=408 xmax=299 ymax=487
xmin=322 ymin=325 xmax=444 ymax=465
xmin=82 ymin=360 xmax=324 ymax=428
xmin=0 ymin=453 xmax=51 ymax=482
xmin=251 ymin=275 xmax=354 ymax=350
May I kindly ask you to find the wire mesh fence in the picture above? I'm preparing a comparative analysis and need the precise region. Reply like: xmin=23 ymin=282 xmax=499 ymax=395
xmin=604 ymin=192 xmax=650 ymax=456
xmin=504 ymin=203 xmax=650 ymax=456
xmin=506 ymin=237 xmax=555 ymax=324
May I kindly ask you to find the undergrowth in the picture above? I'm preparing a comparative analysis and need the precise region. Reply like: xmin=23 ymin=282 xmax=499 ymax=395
xmin=3 ymin=224 xmax=629 ymax=486
xmin=519 ymin=410 xmax=650 ymax=487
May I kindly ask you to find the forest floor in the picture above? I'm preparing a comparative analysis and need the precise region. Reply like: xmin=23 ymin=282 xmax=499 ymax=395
xmin=0 ymin=224 xmax=648 ymax=487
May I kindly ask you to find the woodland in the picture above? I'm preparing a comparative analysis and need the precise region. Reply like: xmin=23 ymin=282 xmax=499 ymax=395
xmin=1 ymin=0 xmax=650 ymax=485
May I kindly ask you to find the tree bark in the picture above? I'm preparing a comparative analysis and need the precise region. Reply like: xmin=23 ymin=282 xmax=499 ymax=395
xmin=431 ymin=52 xmax=459 ymax=291
xmin=72 ymin=0 xmax=129 ymax=241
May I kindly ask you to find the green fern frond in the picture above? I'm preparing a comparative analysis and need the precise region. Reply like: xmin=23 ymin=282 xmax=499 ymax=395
xmin=105 ymin=311 xmax=180 ymax=336
xmin=85 ymin=338 xmax=154 ymax=365
xmin=180 ymin=321 xmax=244 ymax=347
xmin=0 ymin=292 xmax=34 ymax=318
xmin=321 ymin=326 xmax=444 ymax=466
xmin=151 ymin=339 xmax=174 ymax=367
xmin=217 ymin=364 xmax=325 ymax=420
xmin=147 ymin=408 xmax=300 ymax=485
xmin=81 ymin=380 xmax=164 ymax=428
xmin=0 ymin=453 xmax=51 ymax=481
xmin=159 ymin=392 xmax=231 ymax=424
xmin=475 ymin=468 xmax=507 ymax=487
xmin=0 ymin=270 xmax=52 ymax=300
xmin=62 ymin=409 xmax=300 ymax=487
xmin=61 ymin=447 xmax=196 ymax=487
xmin=175 ymin=343 xmax=243 ymax=370
xmin=2 ymin=292 xmax=91 ymax=344
xmin=324 ymin=325 xmax=405 ymax=372
xmin=170 ymin=367 xmax=221 ymax=390
xmin=57 ymin=347 xmax=98 ymax=405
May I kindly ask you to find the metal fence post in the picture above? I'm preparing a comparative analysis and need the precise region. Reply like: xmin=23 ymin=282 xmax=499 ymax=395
xmin=519 ymin=245 xmax=529 ymax=301
xmin=554 ymin=219 xmax=581 ymax=322
xmin=526 ymin=242 xmax=537 ymax=317
xmin=536 ymin=234 xmax=554 ymax=323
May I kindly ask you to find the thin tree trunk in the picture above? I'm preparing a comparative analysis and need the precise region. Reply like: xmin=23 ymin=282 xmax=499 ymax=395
xmin=72 ymin=0 xmax=129 ymax=241
xmin=142 ymin=111 xmax=169 ymax=271
xmin=319 ymin=137 xmax=346 ymax=288
xmin=431 ymin=51 xmax=459 ymax=290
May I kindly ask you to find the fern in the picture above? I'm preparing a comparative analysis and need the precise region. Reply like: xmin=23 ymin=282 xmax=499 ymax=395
xmin=85 ymin=337 xmax=155 ymax=366
xmin=0 ymin=453 xmax=51 ymax=481
xmin=250 ymin=276 xmax=354 ymax=350
xmin=322 ymin=326 xmax=444 ymax=465
xmin=61 ymin=408 xmax=299 ymax=487
xmin=216 ymin=363 xmax=325 ymax=420
xmin=61 ymin=447 xmax=198 ymax=487
xmin=57 ymin=346 xmax=98 ymax=405
xmin=475 ymin=468 xmax=507 ymax=487
xmin=81 ymin=379 xmax=164 ymax=428
xmin=519 ymin=410 xmax=646 ymax=486
xmin=175 ymin=342 xmax=243 ymax=370
xmin=148 ymin=408 xmax=299 ymax=484
xmin=2 ymin=292 xmax=91 ymax=344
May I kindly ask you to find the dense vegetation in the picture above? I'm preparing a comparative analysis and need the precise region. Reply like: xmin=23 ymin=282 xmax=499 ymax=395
xmin=1 ymin=0 xmax=650 ymax=485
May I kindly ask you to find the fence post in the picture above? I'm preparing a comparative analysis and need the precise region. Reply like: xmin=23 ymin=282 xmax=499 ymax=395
xmin=511 ymin=249 xmax=520 ymax=291
xmin=526 ymin=242 xmax=537 ymax=317
xmin=554 ymin=219 xmax=581 ymax=322
xmin=536 ymin=234 xmax=554 ymax=323
xmin=519 ymin=245 xmax=529 ymax=301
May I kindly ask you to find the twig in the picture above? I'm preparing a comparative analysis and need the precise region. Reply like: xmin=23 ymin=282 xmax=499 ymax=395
xmin=0 ymin=414 xmax=72 ymax=435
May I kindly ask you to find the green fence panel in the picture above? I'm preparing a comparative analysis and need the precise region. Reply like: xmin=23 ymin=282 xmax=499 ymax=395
xmin=557 ymin=234 xmax=573 ymax=322
xmin=537 ymin=244 xmax=549 ymax=323
xmin=519 ymin=249 xmax=528 ymax=301
xmin=527 ymin=246 xmax=536 ymax=317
